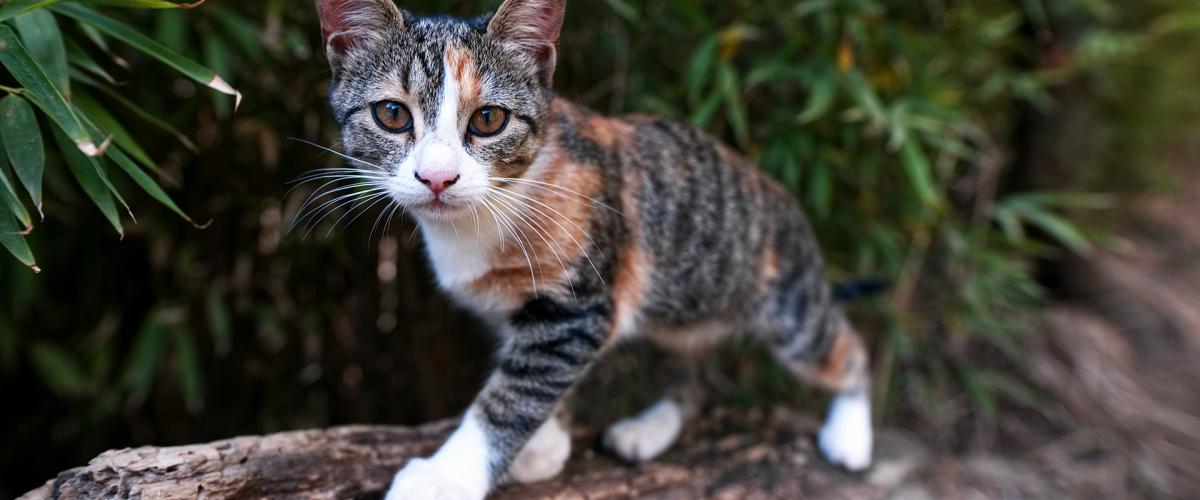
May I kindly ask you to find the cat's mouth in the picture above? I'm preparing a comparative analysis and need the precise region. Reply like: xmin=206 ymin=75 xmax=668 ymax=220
xmin=410 ymin=198 xmax=472 ymax=219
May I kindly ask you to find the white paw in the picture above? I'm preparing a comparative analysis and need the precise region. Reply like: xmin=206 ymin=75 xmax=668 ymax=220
xmin=603 ymin=399 xmax=683 ymax=462
xmin=818 ymin=391 xmax=874 ymax=471
xmin=509 ymin=416 xmax=571 ymax=483
xmin=385 ymin=458 xmax=481 ymax=500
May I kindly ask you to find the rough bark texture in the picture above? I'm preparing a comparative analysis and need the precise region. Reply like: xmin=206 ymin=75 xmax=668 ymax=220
xmin=22 ymin=407 xmax=940 ymax=500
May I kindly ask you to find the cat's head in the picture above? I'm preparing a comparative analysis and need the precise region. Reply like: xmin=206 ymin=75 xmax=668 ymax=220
xmin=315 ymin=0 xmax=565 ymax=221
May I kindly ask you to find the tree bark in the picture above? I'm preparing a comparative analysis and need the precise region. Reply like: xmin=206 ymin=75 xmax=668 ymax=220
xmin=19 ymin=407 xmax=930 ymax=500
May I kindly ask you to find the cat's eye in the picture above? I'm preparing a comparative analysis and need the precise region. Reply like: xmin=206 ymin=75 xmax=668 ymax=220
xmin=468 ymin=106 xmax=510 ymax=138
xmin=371 ymin=100 xmax=413 ymax=134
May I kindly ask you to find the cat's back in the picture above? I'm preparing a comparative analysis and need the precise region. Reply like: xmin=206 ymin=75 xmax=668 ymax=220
xmin=549 ymin=99 xmax=823 ymax=328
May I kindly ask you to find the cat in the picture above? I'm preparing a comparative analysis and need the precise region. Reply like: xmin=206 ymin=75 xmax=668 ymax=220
xmin=312 ymin=0 xmax=873 ymax=498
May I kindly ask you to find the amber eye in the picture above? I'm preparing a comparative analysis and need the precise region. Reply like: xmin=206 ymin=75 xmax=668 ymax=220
xmin=467 ymin=106 xmax=510 ymax=138
xmin=371 ymin=101 xmax=413 ymax=133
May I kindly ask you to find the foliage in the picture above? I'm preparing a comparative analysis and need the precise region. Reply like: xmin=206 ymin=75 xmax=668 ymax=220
xmin=0 ymin=0 xmax=236 ymax=271
xmin=2 ymin=0 xmax=1199 ymax=496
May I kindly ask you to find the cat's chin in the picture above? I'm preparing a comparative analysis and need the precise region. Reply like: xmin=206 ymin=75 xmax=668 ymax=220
xmin=409 ymin=200 xmax=475 ymax=222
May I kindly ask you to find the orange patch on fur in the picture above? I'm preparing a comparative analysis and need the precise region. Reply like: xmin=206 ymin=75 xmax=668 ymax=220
xmin=760 ymin=247 xmax=780 ymax=283
xmin=808 ymin=324 xmax=867 ymax=392
xmin=445 ymin=46 xmax=481 ymax=110
xmin=579 ymin=114 xmax=635 ymax=149
xmin=611 ymin=163 xmax=649 ymax=338
xmin=469 ymin=144 xmax=603 ymax=303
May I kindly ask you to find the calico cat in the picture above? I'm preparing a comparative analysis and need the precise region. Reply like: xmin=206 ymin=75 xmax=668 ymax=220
xmin=313 ymin=0 xmax=873 ymax=498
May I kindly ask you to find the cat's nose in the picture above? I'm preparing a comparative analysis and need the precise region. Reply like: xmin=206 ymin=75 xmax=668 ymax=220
xmin=415 ymin=170 xmax=460 ymax=195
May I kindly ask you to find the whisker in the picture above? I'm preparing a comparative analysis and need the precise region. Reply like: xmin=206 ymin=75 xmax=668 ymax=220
xmin=288 ymin=138 xmax=387 ymax=172
xmin=487 ymin=190 xmax=574 ymax=299
xmin=489 ymin=187 xmax=606 ymax=285
xmin=490 ymin=177 xmax=621 ymax=215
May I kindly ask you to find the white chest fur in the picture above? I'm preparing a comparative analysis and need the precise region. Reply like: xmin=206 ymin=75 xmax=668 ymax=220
xmin=420 ymin=216 xmax=501 ymax=291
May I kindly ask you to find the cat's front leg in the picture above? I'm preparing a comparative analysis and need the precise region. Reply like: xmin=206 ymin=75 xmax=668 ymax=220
xmin=386 ymin=297 xmax=611 ymax=500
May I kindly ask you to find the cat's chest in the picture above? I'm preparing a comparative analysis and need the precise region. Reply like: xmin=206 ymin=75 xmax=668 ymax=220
xmin=420 ymin=216 xmax=523 ymax=318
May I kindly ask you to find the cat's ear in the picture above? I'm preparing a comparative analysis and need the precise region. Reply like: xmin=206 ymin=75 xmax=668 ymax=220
xmin=487 ymin=0 xmax=566 ymax=84
xmin=315 ymin=0 xmax=404 ymax=69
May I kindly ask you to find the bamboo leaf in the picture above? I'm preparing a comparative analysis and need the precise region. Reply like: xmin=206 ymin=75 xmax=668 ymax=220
xmin=12 ymin=9 xmax=69 ymax=98
xmin=0 ymin=0 xmax=60 ymax=22
xmin=0 ymin=25 xmax=99 ymax=155
xmin=80 ymin=0 xmax=203 ymax=8
xmin=106 ymin=144 xmax=196 ymax=223
xmin=173 ymin=328 xmax=204 ymax=412
xmin=717 ymin=63 xmax=750 ymax=148
xmin=73 ymin=90 xmax=158 ymax=173
xmin=73 ymin=71 xmax=198 ymax=152
xmin=0 ymin=191 xmax=37 ymax=270
xmin=51 ymin=125 xmax=123 ymax=236
xmin=0 ymin=95 xmax=45 ymax=211
xmin=30 ymin=342 xmax=87 ymax=396
xmin=66 ymin=38 xmax=118 ymax=85
xmin=51 ymin=3 xmax=242 ymax=108
xmin=900 ymin=138 xmax=940 ymax=209
xmin=0 ymin=147 xmax=32 ymax=229
xmin=123 ymin=313 xmax=167 ymax=402
xmin=798 ymin=73 xmax=837 ymax=124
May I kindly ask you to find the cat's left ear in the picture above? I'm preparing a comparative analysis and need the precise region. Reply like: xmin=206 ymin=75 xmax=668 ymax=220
xmin=488 ymin=0 xmax=567 ymax=85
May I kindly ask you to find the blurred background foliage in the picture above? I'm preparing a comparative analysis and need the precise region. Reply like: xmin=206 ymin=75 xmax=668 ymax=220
xmin=2 ymin=0 xmax=1200 ymax=496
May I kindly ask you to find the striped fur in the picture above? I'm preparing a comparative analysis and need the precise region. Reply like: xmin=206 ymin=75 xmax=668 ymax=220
xmin=315 ymin=1 xmax=873 ymax=497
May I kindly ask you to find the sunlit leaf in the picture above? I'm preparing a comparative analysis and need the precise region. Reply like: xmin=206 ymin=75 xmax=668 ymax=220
xmin=12 ymin=9 xmax=69 ymax=98
xmin=0 ymin=25 xmax=99 ymax=155
xmin=51 ymin=3 xmax=242 ymax=108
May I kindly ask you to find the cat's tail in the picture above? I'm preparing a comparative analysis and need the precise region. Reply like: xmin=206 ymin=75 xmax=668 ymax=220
xmin=832 ymin=278 xmax=891 ymax=303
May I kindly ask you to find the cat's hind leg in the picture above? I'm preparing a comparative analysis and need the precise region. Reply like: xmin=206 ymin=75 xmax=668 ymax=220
xmin=602 ymin=373 xmax=703 ymax=462
xmin=765 ymin=290 xmax=873 ymax=471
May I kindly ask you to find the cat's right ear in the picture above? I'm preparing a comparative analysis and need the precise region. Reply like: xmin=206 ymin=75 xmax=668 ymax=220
xmin=315 ymin=0 xmax=404 ymax=69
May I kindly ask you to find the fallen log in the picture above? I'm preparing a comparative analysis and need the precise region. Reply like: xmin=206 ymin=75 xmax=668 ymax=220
xmin=20 ymin=407 xmax=931 ymax=499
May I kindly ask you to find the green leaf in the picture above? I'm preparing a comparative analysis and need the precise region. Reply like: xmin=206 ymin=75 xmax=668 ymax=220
xmin=0 ymin=95 xmax=45 ymax=211
xmin=123 ymin=313 xmax=168 ymax=402
xmin=73 ymin=90 xmax=158 ymax=173
xmin=66 ymin=37 xmax=117 ymax=85
xmin=1022 ymin=209 xmax=1092 ymax=254
xmin=0 ymin=0 xmax=60 ymax=22
xmin=686 ymin=34 xmax=719 ymax=103
xmin=12 ymin=9 xmax=69 ymax=98
xmin=73 ymin=72 xmax=198 ymax=152
xmin=106 ymin=144 xmax=196 ymax=223
xmin=717 ymin=63 xmax=750 ymax=148
xmin=900 ymin=138 xmax=940 ymax=209
xmin=80 ymin=0 xmax=200 ymax=8
xmin=30 ymin=342 xmax=87 ymax=396
xmin=51 ymin=3 xmax=242 ymax=108
xmin=0 ymin=193 xmax=37 ymax=270
xmin=798 ymin=73 xmax=837 ymax=124
xmin=602 ymin=0 xmax=639 ymax=22
xmin=173 ymin=328 xmax=204 ymax=412
xmin=51 ymin=125 xmax=124 ymax=236
xmin=0 ymin=25 xmax=99 ymax=155
xmin=0 ymin=147 xmax=32 ymax=229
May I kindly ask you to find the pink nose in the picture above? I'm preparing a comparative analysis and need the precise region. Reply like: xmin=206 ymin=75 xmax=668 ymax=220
xmin=415 ymin=170 xmax=460 ymax=195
